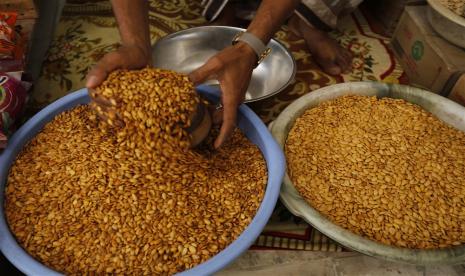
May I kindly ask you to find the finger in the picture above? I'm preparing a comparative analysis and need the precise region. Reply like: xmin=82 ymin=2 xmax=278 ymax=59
xmin=337 ymin=56 xmax=350 ymax=74
xmin=214 ymin=106 xmax=236 ymax=149
xmin=89 ymin=102 xmax=109 ymax=121
xmin=90 ymin=102 xmax=124 ymax=127
xmin=343 ymin=49 xmax=353 ymax=61
xmin=86 ymin=52 xmax=122 ymax=88
xmin=207 ymin=104 xmax=224 ymax=125
xmin=342 ymin=53 xmax=353 ymax=70
xmin=212 ymin=109 xmax=223 ymax=125
xmin=93 ymin=96 xmax=114 ymax=107
xmin=86 ymin=66 xmax=109 ymax=89
xmin=239 ymin=74 xmax=252 ymax=97
xmin=214 ymin=84 xmax=238 ymax=149
xmin=188 ymin=57 xmax=221 ymax=85
xmin=88 ymin=88 xmax=114 ymax=107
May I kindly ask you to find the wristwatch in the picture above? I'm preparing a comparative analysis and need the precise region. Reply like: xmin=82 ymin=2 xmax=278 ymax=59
xmin=232 ymin=31 xmax=271 ymax=68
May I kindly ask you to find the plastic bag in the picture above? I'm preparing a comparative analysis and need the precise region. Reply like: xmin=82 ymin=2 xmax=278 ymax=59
xmin=0 ymin=72 xmax=28 ymax=148
xmin=0 ymin=12 xmax=17 ymax=59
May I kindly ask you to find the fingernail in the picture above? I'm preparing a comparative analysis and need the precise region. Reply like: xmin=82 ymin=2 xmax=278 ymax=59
xmin=86 ymin=76 xmax=98 ymax=88
xmin=214 ymin=138 xmax=223 ymax=149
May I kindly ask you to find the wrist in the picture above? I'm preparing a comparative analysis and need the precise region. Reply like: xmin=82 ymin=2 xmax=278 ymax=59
xmin=232 ymin=31 xmax=272 ymax=68
xmin=234 ymin=41 xmax=259 ymax=66
xmin=122 ymin=43 xmax=151 ymax=59
xmin=245 ymin=28 xmax=269 ymax=45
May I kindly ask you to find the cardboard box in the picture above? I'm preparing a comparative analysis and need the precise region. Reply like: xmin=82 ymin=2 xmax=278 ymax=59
xmin=391 ymin=6 xmax=465 ymax=96
xmin=447 ymin=74 xmax=465 ymax=107
xmin=365 ymin=0 xmax=426 ymax=36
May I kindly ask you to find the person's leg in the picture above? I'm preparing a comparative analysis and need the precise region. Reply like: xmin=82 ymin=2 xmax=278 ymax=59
xmin=27 ymin=0 xmax=67 ymax=80
xmin=202 ymin=0 xmax=259 ymax=26
xmin=202 ymin=0 xmax=230 ymax=22
xmin=288 ymin=13 xmax=352 ymax=75
xmin=289 ymin=0 xmax=362 ymax=75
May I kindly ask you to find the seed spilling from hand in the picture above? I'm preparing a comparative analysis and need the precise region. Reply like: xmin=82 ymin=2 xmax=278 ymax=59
xmin=5 ymin=68 xmax=267 ymax=275
xmin=286 ymin=95 xmax=465 ymax=249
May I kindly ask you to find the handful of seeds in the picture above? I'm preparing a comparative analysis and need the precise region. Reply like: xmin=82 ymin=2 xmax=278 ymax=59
xmin=286 ymin=95 xmax=465 ymax=249
xmin=5 ymin=68 xmax=267 ymax=274
xmin=89 ymin=68 xmax=200 ymax=150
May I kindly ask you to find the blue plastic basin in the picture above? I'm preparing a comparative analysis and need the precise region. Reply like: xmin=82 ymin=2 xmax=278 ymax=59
xmin=0 ymin=85 xmax=285 ymax=275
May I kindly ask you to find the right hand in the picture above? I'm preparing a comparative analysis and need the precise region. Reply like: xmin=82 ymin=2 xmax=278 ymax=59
xmin=86 ymin=44 xmax=151 ymax=89
xmin=188 ymin=42 xmax=257 ymax=149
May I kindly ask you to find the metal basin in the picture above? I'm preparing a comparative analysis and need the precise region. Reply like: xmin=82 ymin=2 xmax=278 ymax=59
xmin=271 ymin=82 xmax=465 ymax=265
xmin=152 ymin=26 xmax=296 ymax=103
xmin=427 ymin=0 xmax=465 ymax=48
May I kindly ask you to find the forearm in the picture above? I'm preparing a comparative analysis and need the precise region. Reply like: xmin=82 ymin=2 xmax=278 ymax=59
xmin=247 ymin=0 xmax=300 ymax=43
xmin=111 ymin=0 xmax=151 ymax=56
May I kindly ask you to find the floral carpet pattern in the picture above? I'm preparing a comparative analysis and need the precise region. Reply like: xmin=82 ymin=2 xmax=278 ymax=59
xmin=31 ymin=0 xmax=406 ymax=251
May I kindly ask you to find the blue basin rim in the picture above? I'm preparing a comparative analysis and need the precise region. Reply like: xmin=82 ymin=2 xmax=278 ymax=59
xmin=0 ymin=85 xmax=286 ymax=276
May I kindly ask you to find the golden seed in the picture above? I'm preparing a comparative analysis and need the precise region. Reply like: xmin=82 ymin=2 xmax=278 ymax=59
xmin=286 ymin=95 xmax=465 ymax=249
xmin=5 ymin=68 xmax=267 ymax=275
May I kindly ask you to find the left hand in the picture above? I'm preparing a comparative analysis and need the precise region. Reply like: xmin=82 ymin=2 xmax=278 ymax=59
xmin=86 ymin=44 xmax=151 ymax=89
xmin=188 ymin=42 xmax=257 ymax=149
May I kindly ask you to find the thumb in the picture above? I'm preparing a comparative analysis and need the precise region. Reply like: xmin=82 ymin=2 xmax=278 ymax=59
xmin=86 ymin=52 xmax=122 ymax=88
xmin=188 ymin=58 xmax=221 ymax=85
xmin=86 ymin=66 xmax=108 ymax=89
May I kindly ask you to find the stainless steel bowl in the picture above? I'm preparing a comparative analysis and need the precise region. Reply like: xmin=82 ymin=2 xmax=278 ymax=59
xmin=427 ymin=0 xmax=465 ymax=48
xmin=152 ymin=26 xmax=296 ymax=103
xmin=271 ymin=82 xmax=465 ymax=265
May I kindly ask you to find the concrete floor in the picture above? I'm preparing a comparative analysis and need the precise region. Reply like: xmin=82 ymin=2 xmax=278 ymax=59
xmin=217 ymin=251 xmax=465 ymax=276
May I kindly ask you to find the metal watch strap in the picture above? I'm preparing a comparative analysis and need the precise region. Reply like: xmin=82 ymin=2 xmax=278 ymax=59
xmin=233 ymin=32 xmax=271 ymax=67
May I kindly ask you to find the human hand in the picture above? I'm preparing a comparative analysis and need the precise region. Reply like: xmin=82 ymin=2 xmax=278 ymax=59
xmin=86 ymin=44 xmax=151 ymax=89
xmin=189 ymin=42 xmax=257 ymax=148
xmin=85 ymin=45 xmax=151 ymax=125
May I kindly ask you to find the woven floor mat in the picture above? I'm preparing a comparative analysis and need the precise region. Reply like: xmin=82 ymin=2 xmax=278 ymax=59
xmin=31 ymin=0 xmax=407 ymax=251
